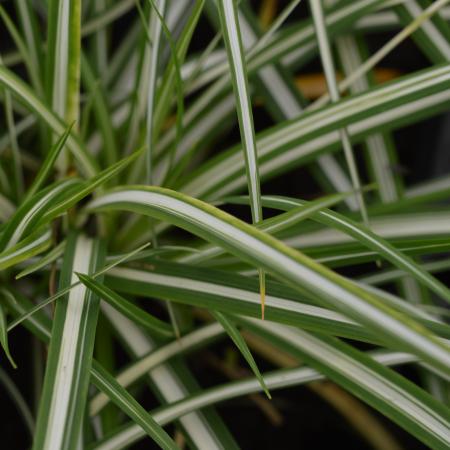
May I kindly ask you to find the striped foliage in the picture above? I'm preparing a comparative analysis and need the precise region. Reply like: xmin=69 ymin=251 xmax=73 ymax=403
xmin=0 ymin=2 xmax=450 ymax=449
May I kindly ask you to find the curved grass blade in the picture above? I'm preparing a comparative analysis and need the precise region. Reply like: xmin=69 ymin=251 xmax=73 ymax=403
xmin=8 ymin=284 xmax=446 ymax=449
xmin=40 ymin=148 xmax=144 ymax=224
xmin=245 ymin=194 xmax=450 ymax=306
xmin=181 ymin=191 xmax=352 ymax=265
xmin=76 ymin=274 xmax=174 ymax=338
xmin=0 ymin=179 xmax=81 ymax=251
xmin=0 ymin=227 xmax=52 ymax=271
xmin=91 ymin=348 xmax=429 ymax=450
xmin=177 ymin=64 xmax=450 ymax=201
xmin=241 ymin=318 xmax=450 ymax=450
xmin=16 ymin=241 xmax=65 ymax=279
xmin=87 ymin=186 xmax=450 ymax=374
xmin=105 ymin=262 xmax=450 ymax=342
xmin=0 ymin=65 xmax=98 ymax=177
xmin=4 ymin=288 xmax=180 ymax=450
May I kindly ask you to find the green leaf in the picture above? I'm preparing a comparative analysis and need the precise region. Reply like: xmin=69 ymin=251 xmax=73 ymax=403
xmin=76 ymin=273 xmax=174 ymax=338
xmin=40 ymin=148 xmax=144 ymax=223
xmin=90 ymin=362 xmax=178 ymax=450
xmin=91 ymin=348 xmax=429 ymax=450
xmin=242 ymin=194 xmax=450 ymax=306
xmin=87 ymin=186 xmax=450 ymax=374
xmin=3 ymin=286 xmax=185 ymax=450
xmin=0 ymin=65 xmax=97 ymax=177
xmin=24 ymin=123 xmax=74 ymax=201
xmin=16 ymin=241 xmax=65 ymax=279
xmin=0 ymin=178 xmax=81 ymax=251
xmin=32 ymin=234 xmax=105 ymax=450
xmin=0 ymin=227 xmax=52 ymax=271
xmin=309 ymin=0 xmax=369 ymax=224
xmin=241 ymin=317 xmax=450 ymax=450
xmin=99 ymin=298 xmax=239 ymax=449
xmin=217 ymin=0 xmax=265 ymax=317
xmin=0 ymin=302 xmax=16 ymax=368
xmin=212 ymin=310 xmax=270 ymax=398
xmin=7 ymin=242 xmax=151 ymax=333
xmin=105 ymin=260 xmax=450 ymax=342
xmin=89 ymin=321 xmax=224 ymax=416
xmin=181 ymin=191 xmax=353 ymax=265
xmin=178 ymin=64 xmax=450 ymax=201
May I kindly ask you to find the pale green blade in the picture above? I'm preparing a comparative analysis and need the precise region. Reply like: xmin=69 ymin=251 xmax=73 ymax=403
xmin=32 ymin=234 xmax=105 ymax=450
xmin=87 ymin=186 xmax=450 ymax=374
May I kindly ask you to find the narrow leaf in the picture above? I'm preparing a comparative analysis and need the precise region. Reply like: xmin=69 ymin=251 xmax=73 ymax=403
xmin=0 ymin=303 xmax=16 ymax=368
xmin=32 ymin=234 xmax=105 ymax=450
xmin=217 ymin=0 xmax=265 ymax=317
xmin=212 ymin=310 xmax=270 ymax=398
xmin=77 ymin=273 xmax=174 ymax=338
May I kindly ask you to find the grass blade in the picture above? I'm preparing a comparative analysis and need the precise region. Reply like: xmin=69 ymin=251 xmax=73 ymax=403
xmin=76 ymin=274 xmax=174 ymax=338
xmin=4 ymin=288 xmax=180 ymax=450
xmin=32 ymin=234 xmax=104 ymax=450
xmin=88 ymin=186 xmax=450 ymax=374
xmin=0 ymin=303 xmax=17 ymax=368
xmin=40 ymin=148 xmax=144 ymax=223
xmin=105 ymin=262 xmax=450 ymax=342
xmin=16 ymin=241 xmax=65 ymax=279
xmin=24 ymin=123 xmax=74 ymax=201
xmin=92 ymin=347 xmax=429 ymax=450
xmin=212 ymin=311 xmax=270 ymax=398
xmin=242 ymin=318 xmax=450 ymax=450
xmin=100 ymin=302 xmax=239 ymax=449
xmin=217 ymin=0 xmax=265 ymax=317
xmin=310 ymin=0 xmax=368 ymax=224
xmin=46 ymin=0 xmax=82 ymax=172
xmin=0 ymin=65 xmax=98 ymax=177
xmin=90 ymin=362 xmax=178 ymax=450
xmin=90 ymin=322 xmax=224 ymax=416
xmin=0 ymin=227 xmax=52 ymax=271
xmin=251 ymin=195 xmax=450 ymax=306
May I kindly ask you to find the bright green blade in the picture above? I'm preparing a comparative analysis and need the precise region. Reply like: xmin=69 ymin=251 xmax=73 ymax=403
xmin=77 ymin=273 xmax=174 ymax=338
xmin=212 ymin=310 xmax=270 ymax=397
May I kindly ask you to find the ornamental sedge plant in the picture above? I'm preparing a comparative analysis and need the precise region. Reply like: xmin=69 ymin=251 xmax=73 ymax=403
xmin=0 ymin=1 xmax=450 ymax=449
